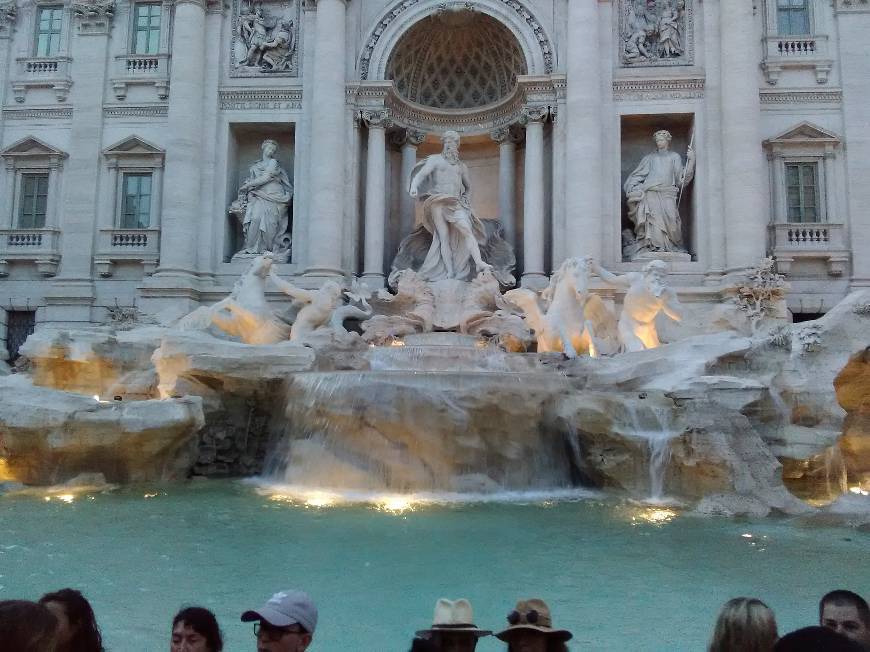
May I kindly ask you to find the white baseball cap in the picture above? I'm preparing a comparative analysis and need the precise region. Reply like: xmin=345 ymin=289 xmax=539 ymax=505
xmin=241 ymin=590 xmax=318 ymax=634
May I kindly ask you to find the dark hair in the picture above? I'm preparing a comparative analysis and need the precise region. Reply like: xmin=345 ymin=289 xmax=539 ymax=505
xmin=39 ymin=589 xmax=104 ymax=652
xmin=774 ymin=626 xmax=864 ymax=652
xmin=820 ymin=590 xmax=870 ymax=627
xmin=172 ymin=606 xmax=224 ymax=652
xmin=0 ymin=600 xmax=58 ymax=652
xmin=409 ymin=637 xmax=438 ymax=652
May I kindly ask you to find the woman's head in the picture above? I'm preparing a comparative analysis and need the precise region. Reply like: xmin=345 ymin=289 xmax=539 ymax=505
xmin=0 ymin=599 xmax=59 ymax=652
xmin=171 ymin=606 xmax=223 ymax=652
xmin=39 ymin=588 xmax=104 ymax=652
xmin=709 ymin=597 xmax=778 ymax=652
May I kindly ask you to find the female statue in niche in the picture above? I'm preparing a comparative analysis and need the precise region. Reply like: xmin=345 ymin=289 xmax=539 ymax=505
xmin=233 ymin=139 xmax=293 ymax=258
xmin=623 ymin=129 xmax=694 ymax=256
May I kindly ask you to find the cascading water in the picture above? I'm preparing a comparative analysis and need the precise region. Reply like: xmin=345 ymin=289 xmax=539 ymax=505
xmin=623 ymin=400 xmax=677 ymax=502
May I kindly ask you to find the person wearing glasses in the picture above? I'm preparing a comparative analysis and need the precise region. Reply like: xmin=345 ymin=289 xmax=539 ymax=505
xmin=241 ymin=590 xmax=316 ymax=652
xmin=494 ymin=599 xmax=572 ymax=652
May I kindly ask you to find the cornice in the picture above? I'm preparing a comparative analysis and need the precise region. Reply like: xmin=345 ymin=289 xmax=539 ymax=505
xmin=759 ymin=89 xmax=843 ymax=105
xmin=2 ymin=106 xmax=73 ymax=120
xmin=612 ymin=77 xmax=705 ymax=101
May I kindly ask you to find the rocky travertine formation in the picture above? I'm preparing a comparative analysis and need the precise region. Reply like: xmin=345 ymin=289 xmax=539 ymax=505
xmin=0 ymin=376 xmax=203 ymax=484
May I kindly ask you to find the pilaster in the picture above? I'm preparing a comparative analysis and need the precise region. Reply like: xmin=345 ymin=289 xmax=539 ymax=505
xmin=520 ymin=105 xmax=548 ymax=288
xmin=361 ymin=108 xmax=391 ymax=288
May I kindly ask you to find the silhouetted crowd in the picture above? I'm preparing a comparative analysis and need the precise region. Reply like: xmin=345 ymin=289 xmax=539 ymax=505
xmin=1 ymin=586 xmax=868 ymax=651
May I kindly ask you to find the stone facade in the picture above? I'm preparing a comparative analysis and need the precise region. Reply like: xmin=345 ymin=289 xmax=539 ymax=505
xmin=0 ymin=0 xmax=868 ymax=357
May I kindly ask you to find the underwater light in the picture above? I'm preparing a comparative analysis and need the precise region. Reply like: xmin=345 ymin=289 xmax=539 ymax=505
xmin=376 ymin=495 xmax=416 ymax=513
xmin=632 ymin=507 xmax=677 ymax=524
xmin=849 ymin=486 xmax=869 ymax=497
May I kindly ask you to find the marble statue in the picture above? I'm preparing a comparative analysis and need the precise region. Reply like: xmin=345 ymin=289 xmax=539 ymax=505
xmin=592 ymin=259 xmax=682 ymax=352
xmin=266 ymin=270 xmax=345 ymax=341
xmin=392 ymin=131 xmax=515 ymax=285
xmin=505 ymin=257 xmax=618 ymax=358
xmin=229 ymin=139 xmax=293 ymax=260
xmin=623 ymin=129 xmax=694 ymax=257
xmin=657 ymin=1 xmax=684 ymax=57
xmin=178 ymin=253 xmax=290 ymax=344
xmin=237 ymin=5 xmax=295 ymax=72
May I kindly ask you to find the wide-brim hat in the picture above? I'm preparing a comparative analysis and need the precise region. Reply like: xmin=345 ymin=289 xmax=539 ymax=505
xmin=495 ymin=598 xmax=572 ymax=642
xmin=415 ymin=598 xmax=492 ymax=638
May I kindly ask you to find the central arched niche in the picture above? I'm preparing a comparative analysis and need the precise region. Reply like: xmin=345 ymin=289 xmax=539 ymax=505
xmin=386 ymin=10 xmax=528 ymax=110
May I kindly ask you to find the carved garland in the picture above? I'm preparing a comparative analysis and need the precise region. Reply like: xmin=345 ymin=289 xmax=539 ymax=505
xmin=359 ymin=0 xmax=553 ymax=79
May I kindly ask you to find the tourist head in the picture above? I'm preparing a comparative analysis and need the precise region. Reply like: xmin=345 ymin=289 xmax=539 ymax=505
xmin=415 ymin=598 xmax=491 ymax=652
xmin=0 ymin=599 xmax=59 ymax=652
xmin=708 ymin=597 xmax=778 ymax=652
xmin=171 ymin=607 xmax=223 ymax=652
xmin=39 ymin=588 xmax=104 ymax=652
xmin=261 ymin=139 xmax=278 ymax=158
xmin=241 ymin=589 xmax=317 ymax=652
xmin=654 ymin=129 xmax=673 ymax=149
xmin=495 ymin=599 xmax=572 ymax=652
xmin=774 ymin=626 xmax=864 ymax=652
xmin=820 ymin=590 xmax=870 ymax=649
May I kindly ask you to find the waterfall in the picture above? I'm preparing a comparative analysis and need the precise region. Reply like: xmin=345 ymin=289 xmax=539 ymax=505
xmin=624 ymin=400 xmax=676 ymax=502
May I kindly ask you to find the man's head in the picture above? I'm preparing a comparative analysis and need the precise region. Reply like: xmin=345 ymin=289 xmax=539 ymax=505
xmin=241 ymin=590 xmax=317 ymax=652
xmin=642 ymin=259 xmax=668 ymax=280
xmin=653 ymin=129 xmax=672 ymax=151
xmin=820 ymin=590 xmax=870 ymax=649
xmin=441 ymin=130 xmax=461 ymax=163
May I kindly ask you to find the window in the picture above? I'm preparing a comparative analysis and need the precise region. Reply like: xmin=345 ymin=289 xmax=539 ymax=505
xmin=133 ymin=3 xmax=161 ymax=54
xmin=777 ymin=0 xmax=810 ymax=35
xmin=786 ymin=162 xmax=819 ymax=223
xmin=18 ymin=173 xmax=49 ymax=228
xmin=121 ymin=173 xmax=152 ymax=228
xmin=35 ymin=6 xmax=63 ymax=57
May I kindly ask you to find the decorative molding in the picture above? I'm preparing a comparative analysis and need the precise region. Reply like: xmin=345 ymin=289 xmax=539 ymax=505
xmin=0 ymin=0 xmax=17 ymax=38
xmin=72 ymin=0 xmax=116 ymax=34
xmin=2 ymin=106 xmax=73 ymax=120
xmin=103 ymin=104 xmax=169 ymax=118
xmin=358 ymin=0 xmax=553 ymax=80
xmin=618 ymin=0 xmax=694 ymax=68
xmin=519 ymin=105 xmax=548 ymax=124
xmin=218 ymin=87 xmax=303 ymax=110
xmin=612 ymin=77 xmax=704 ymax=101
xmin=759 ymin=89 xmax=843 ymax=105
xmin=835 ymin=0 xmax=870 ymax=12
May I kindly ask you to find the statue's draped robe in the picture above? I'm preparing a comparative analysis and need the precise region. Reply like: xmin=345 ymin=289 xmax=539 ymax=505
xmin=624 ymin=150 xmax=687 ymax=253
xmin=401 ymin=159 xmax=487 ymax=282
xmin=242 ymin=158 xmax=293 ymax=254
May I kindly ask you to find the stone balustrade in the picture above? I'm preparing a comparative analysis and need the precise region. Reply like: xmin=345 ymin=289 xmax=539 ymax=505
xmin=12 ymin=57 xmax=72 ymax=102
xmin=770 ymin=222 xmax=849 ymax=276
xmin=111 ymin=53 xmax=170 ymax=100
xmin=0 ymin=228 xmax=61 ymax=276
xmin=94 ymin=228 xmax=160 ymax=276
xmin=762 ymin=34 xmax=832 ymax=84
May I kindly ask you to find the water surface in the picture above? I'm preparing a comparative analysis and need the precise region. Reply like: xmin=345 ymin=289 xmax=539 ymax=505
xmin=1 ymin=480 xmax=868 ymax=651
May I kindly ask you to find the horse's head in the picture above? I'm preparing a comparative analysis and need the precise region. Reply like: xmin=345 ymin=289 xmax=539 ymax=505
xmin=248 ymin=252 xmax=274 ymax=278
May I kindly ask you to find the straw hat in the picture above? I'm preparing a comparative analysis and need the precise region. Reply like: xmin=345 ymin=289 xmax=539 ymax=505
xmin=415 ymin=598 xmax=492 ymax=638
xmin=495 ymin=598 xmax=572 ymax=642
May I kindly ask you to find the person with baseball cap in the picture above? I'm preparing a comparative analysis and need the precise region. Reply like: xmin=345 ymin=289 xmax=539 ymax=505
xmin=241 ymin=590 xmax=317 ymax=652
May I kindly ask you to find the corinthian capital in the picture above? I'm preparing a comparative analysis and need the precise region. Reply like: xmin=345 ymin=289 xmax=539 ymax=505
xmin=360 ymin=108 xmax=392 ymax=129
xmin=520 ymin=105 xmax=549 ymax=124
xmin=0 ymin=1 xmax=17 ymax=37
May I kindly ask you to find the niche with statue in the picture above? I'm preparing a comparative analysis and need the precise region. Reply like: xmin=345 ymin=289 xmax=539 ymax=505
xmin=225 ymin=124 xmax=295 ymax=263
xmin=619 ymin=113 xmax=695 ymax=262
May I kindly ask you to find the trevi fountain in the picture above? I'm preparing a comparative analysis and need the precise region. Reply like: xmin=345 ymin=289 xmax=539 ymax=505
xmin=1 ymin=130 xmax=869 ymax=649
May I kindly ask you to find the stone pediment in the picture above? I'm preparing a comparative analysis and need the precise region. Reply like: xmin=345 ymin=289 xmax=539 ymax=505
xmin=1 ymin=136 xmax=67 ymax=159
xmin=765 ymin=122 xmax=841 ymax=146
xmin=102 ymin=135 xmax=164 ymax=157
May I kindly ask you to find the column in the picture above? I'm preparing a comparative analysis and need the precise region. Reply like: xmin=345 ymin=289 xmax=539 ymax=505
xmin=155 ymin=0 xmax=206 ymax=277
xmin=46 ymin=6 xmax=114 ymax=325
xmin=361 ymin=109 xmax=390 ymax=288
xmin=836 ymin=5 xmax=870 ymax=286
xmin=399 ymin=129 xmax=425 ymax=234
xmin=491 ymin=127 xmax=517 ymax=254
xmin=564 ymin=0 xmax=603 ymax=259
xmin=305 ymin=0 xmax=349 ymax=277
xmin=522 ymin=107 xmax=547 ymax=288
xmin=702 ymin=0 xmax=726 ymax=278
xmin=720 ymin=0 xmax=766 ymax=271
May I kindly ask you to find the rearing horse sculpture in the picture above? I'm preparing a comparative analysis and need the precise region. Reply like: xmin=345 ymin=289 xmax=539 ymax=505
xmin=505 ymin=257 xmax=618 ymax=358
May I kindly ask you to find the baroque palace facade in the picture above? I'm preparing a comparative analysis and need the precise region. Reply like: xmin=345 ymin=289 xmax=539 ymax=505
xmin=0 ymin=0 xmax=868 ymax=358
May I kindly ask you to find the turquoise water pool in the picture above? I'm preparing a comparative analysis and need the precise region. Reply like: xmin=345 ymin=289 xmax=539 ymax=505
xmin=1 ymin=481 xmax=868 ymax=651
